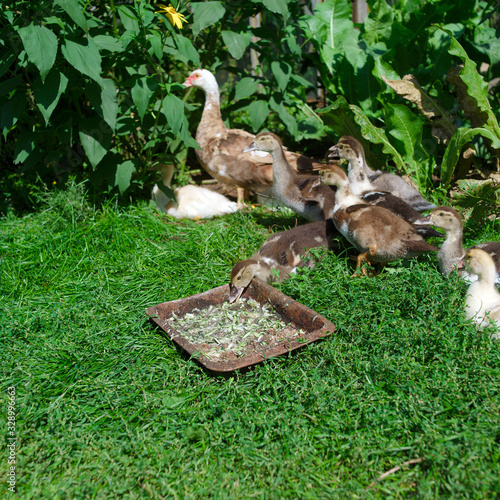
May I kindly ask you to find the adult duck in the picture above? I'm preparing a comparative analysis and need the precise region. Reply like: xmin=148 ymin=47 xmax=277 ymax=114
xmin=243 ymin=132 xmax=337 ymax=221
xmin=328 ymin=136 xmax=436 ymax=212
xmin=183 ymin=69 xmax=323 ymax=206
xmin=152 ymin=163 xmax=238 ymax=219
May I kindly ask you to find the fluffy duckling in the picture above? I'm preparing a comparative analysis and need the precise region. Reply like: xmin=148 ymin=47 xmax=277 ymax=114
xmin=320 ymin=167 xmax=438 ymax=272
xmin=242 ymin=133 xmax=337 ymax=221
xmin=328 ymin=137 xmax=442 ymax=238
xmin=415 ymin=206 xmax=500 ymax=283
xmin=229 ymin=219 xmax=337 ymax=302
xmin=328 ymin=136 xmax=436 ymax=212
xmin=183 ymin=69 xmax=323 ymax=206
xmin=464 ymin=249 xmax=500 ymax=334
xmin=152 ymin=163 xmax=238 ymax=219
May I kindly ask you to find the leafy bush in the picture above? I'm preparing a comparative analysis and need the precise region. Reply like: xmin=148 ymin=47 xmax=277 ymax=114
xmin=1 ymin=0 xmax=499 ymax=213
xmin=301 ymin=0 xmax=500 ymax=196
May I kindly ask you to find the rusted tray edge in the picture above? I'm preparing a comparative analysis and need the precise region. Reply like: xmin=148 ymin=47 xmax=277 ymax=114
xmin=146 ymin=279 xmax=336 ymax=373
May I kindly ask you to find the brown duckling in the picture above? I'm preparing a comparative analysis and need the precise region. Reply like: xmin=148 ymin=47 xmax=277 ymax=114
xmin=328 ymin=136 xmax=436 ymax=212
xmin=183 ymin=69 xmax=323 ymax=207
xmin=320 ymin=168 xmax=438 ymax=272
xmin=327 ymin=138 xmax=442 ymax=238
xmin=464 ymin=249 xmax=500 ymax=334
xmin=242 ymin=132 xmax=338 ymax=221
xmin=415 ymin=206 xmax=500 ymax=283
xmin=229 ymin=219 xmax=338 ymax=302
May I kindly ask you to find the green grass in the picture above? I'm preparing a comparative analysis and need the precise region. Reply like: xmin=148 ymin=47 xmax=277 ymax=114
xmin=1 ymin=187 xmax=499 ymax=499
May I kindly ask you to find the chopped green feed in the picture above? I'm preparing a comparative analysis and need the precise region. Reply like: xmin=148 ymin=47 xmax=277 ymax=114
xmin=166 ymin=298 xmax=306 ymax=361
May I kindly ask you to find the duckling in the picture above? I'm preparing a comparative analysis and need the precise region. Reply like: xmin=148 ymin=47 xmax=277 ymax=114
xmin=183 ymin=69 xmax=323 ymax=207
xmin=327 ymin=138 xmax=442 ymax=238
xmin=152 ymin=163 xmax=238 ymax=219
xmin=414 ymin=206 xmax=500 ymax=283
xmin=464 ymin=249 xmax=500 ymax=334
xmin=328 ymin=136 xmax=436 ymax=212
xmin=229 ymin=219 xmax=337 ymax=302
xmin=320 ymin=167 xmax=438 ymax=273
xmin=242 ymin=133 xmax=337 ymax=221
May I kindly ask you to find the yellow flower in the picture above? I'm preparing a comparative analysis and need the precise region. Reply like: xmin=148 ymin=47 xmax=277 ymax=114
xmin=156 ymin=4 xmax=187 ymax=30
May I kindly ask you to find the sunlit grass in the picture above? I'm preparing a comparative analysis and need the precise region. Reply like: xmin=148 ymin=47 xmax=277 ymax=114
xmin=1 ymin=187 xmax=499 ymax=498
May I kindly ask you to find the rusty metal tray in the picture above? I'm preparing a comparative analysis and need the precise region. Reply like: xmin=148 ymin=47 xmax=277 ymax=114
xmin=146 ymin=278 xmax=335 ymax=373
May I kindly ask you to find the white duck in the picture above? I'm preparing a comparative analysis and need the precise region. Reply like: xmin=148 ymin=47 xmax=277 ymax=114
xmin=328 ymin=136 xmax=436 ymax=212
xmin=415 ymin=206 xmax=500 ymax=283
xmin=242 ymin=132 xmax=337 ymax=221
xmin=183 ymin=69 xmax=323 ymax=207
xmin=152 ymin=163 xmax=238 ymax=220
xmin=464 ymin=248 xmax=500 ymax=336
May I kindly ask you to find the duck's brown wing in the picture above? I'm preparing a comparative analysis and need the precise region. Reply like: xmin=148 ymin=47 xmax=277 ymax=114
xmin=196 ymin=130 xmax=273 ymax=191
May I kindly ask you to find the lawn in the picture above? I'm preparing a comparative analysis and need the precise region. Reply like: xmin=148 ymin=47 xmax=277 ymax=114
xmin=1 ymin=186 xmax=499 ymax=499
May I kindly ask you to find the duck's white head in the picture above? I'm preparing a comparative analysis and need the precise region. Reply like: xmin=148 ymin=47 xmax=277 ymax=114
xmin=183 ymin=69 xmax=219 ymax=94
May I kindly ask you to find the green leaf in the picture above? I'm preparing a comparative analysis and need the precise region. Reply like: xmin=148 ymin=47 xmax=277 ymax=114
xmin=248 ymin=100 xmax=269 ymax=132
xmin=441 ymin=127 xmax=500 ymax=189
xmin=1 ymin=90 xmax=26 ymax=138
xmin=234 ymin=77 xmax=258 ymax=101
xmin=447 ymin=34 xmax=500 ymax=140
xmin=270 ymin=96 xmax=297 ymax=136
xmin=100 ymin=79 xmax=118 ymax=131
xmin=162 ymin=93 xmax=185 ymax=134
xmin=33 ymin=68 xmax=69 ymax=125
xmin=18 ymin=24 xmax=58 ymax=81
xmin=148 ymin=31 xmax=164 ymax=60
xmin=191 ymin=2 xmax=226 ymax=37
xmin=155 ymin=181 xmax=176 ymax=202
xmin=350 ymin=104 xmax=406 ymax=172
xmin=93 ymin=35 xmax=124 ymax=53
xmin=13 ymin=131 xmax=35 ymax=164
xmin=79 ymin=118 xmax=112 ymax=169
xmin=131 ymin=76 xmax=158 ymax=120
xmin=61 ymin=38 xmax=103 ymax=86
xmin=221 ymin=30 xmax=251 ymax=60
xmin=363 ymin=0 xmax=393 ymax=45
xmin=317 ymin=96 xmax=360 ymax=140
xmin=54 ymin=0 xmax=88 ymax=32
xmin=173 ymin=34 xmax=201 ymax=66
xmin=117 ymin=5 xmax=140 ymax=33
xmin=115 ymin=160 xmax=136 ymax=194
xmin=253 ymin=0 xmax=289 ymax=17
xmin=383 ymin=103 xmax=429 ymax=187
xmin=271 ymin=61 xmax=291 ymax=91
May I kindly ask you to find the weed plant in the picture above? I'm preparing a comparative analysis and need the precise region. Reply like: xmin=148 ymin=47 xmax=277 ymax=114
xmin=1 ymin=186 xmax=499 ymax=498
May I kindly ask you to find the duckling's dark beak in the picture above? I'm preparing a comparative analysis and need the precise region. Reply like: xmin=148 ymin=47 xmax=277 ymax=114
xmin=328 ymin=145 xmax=340 ymax=160
xmin=242 ymin=141 xmax=258 ymax=153
xmin=228 ymin=283 xmax=245 ymax=303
